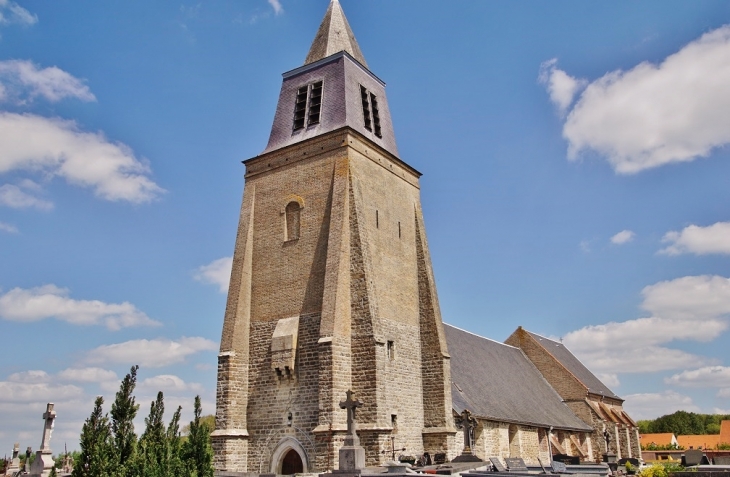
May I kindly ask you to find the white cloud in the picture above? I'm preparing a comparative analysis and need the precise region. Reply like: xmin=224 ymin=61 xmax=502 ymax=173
xmin=194 ymin=256 xmax=232 ymax=293
xmin=538 ymin=59 xmax=587 ymax=115
xmin=0 ymin=183 xmax=53 ymax=210
xmin=268 ymin=0 xmax=284 ymax=15
xmin=596 ymin=373 xmax=620 ymax=388
xmin=0 ymin=60 xmax=95 ymax=103
xmin=0 ymin=382 xmax=83 ymax=403
xmin=622 ymin=391 xmax=700 ymax=420
xmin=0 ymin=284 xmax=161 ymax=330
xmin=665 ymin=366 xmax=730 ymax=388
xmin=0 ymin=220 xmax=18 ymax=233
xmin=611 ymin=229 xmax=635 ymax=245
xmin=138 ymin=374 xmax=203 ymax=393
xmin=7 ymin=370 xmax=51 ymax=383
xmin=0 ymin=0 xmax=37 ymax=26
xmin=0 ymin=112 xmax=164 ymax=204
xmin=58 ymin=367 xmax=118 ymax=384
xmin=549 ymin=25 xmax=730 ymax=174
xmin=641 ymin=275 xmax=730 ymax=321
xmin=718 ymin=389 xmax=730 ymax=398
xmin=563 ymin=275 xmax=730 ymax=374
xmin=660 ymin=222 xmax=730 ymax=256
xmin=86 ymin=337 xmax=218 ymax=368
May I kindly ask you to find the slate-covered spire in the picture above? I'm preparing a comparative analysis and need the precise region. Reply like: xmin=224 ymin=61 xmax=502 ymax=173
xmin=304 ymin=0 xmax=367 ymax=67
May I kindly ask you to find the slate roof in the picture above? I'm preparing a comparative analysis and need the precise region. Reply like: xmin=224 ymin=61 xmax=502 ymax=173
xmin=445 ymin=324 xmax=592 ymax=432
xmin=305 ymin=0 xmax=368 ymax=68
xmin=525 ymin=330 xmax=621 ymax=400
xmin=261 ymin=0 xmax=400 ymax=158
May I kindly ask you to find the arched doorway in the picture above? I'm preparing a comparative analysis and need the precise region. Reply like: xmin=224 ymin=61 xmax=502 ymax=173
xmin=281 ymin=449 xmax=304 ymax=475
xmin=270 ymin=437 xmax=309 ymax=475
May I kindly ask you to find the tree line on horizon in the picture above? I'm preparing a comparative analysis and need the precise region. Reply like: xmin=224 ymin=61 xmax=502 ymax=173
xmin=72 ymin=365 xmax=214 ymax=477
xmin=638 ymin=411 xmax=730 ymax=436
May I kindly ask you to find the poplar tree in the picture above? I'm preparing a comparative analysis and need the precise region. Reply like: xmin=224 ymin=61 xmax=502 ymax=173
xmin=138 ymin=392 xmax=168 ymax=477
xmin=73 ymin=396 xmax=113 ymax=477
xmin=182 ymin=395 xmax=214 ymax=477
xmin=111 ymin=365 xmax=140 ymax=472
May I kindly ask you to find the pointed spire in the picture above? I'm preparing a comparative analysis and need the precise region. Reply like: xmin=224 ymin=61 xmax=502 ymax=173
xmin=304 ymin=0 xmax=368 ymax=67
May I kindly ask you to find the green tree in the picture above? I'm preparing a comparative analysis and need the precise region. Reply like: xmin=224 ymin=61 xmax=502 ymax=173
xmin=73 ymin=396 xmax=114 ymax=477
xmin=182 ymin=396 xmax=214 ymax=477
xmin=49 ymin=467 xmax=58 ymax=477
xmin=111 ymin=365 xmax=140 ymax=472
xmin=167 ymin=405 xmax=186 ymax=476
xmin=137 ymin=391 xmax=169 ymax=477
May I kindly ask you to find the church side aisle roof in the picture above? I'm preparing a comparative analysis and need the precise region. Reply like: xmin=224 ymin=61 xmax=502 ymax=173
xmin=445 ymin=324 xmax=593 ymax=432
xmin=524 ymin=329 xmax=621 ymax=400
xmin=304 ymin=0 xmax=368 ymax=67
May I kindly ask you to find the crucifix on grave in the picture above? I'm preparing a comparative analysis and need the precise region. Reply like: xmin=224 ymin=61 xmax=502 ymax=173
xmin=339 ymin=389 xmax=363 ymax=446
xmin=336 ymin=390 xmax=365 ymax=473
xmin=452 ymin=409 xmax=482 ymax=463
xmin=30 ymin=403 xmax=57 ymax=476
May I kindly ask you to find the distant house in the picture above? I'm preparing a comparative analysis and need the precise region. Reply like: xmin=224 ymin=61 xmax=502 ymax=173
xmin=677 ymin=420 xmax=730 ymax=450
xmin=506 ymin=327 xmax=641 ymax=460
xmin=639 ymin=433 xmax=677 ymax=448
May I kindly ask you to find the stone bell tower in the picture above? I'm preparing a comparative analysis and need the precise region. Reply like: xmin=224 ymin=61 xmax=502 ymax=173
xmin=212 ymin=1 xmax=455 ymax=473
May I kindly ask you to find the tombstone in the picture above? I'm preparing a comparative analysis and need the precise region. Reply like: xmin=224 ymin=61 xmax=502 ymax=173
xmin=452 ymin=409 xmax=482 ymax=463
xmin=7 ymin=443 xmax=21 ymax=474
xmin=551 ymin=461 xmax=568 ymax=474
xmin=489 ymin=456 xmax=507 ymax=472
xmin=433 ymin=453 xmax=447 ymax=465
xmin=682 ymin=449 xmax=704 ymax=467
xmin=554 ymin=454 xmax=580 ymax=465
xmin=29 ymin=403 xmax=56 ymax=476
xmin=714 ymin=456 xmax=730 ymax=465
xmin=335 ymin=390 xmax=365 ymax=474
xmin=504 ymin=457 xmax=529 ymax=472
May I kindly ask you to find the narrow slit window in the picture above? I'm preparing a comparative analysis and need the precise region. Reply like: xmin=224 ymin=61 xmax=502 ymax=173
xmin=293 ymin=86 xmax=308 ymax=131
xmin=398 ymin=221 xmax=401 ymax=239
xmin=285 ymin=201 xmax=301 ymax=241
xmin=376 ymin=210 xmax=379 ymax=228
xmin=369 ymin=92 xmax=382 ymax=138
xmin=387 ymin=340 xmax=395 ymax=360
xmin=308 ymin=81 xmax=323 ymax=126
xmin=360 ymin=85 xmax=372 ymax=131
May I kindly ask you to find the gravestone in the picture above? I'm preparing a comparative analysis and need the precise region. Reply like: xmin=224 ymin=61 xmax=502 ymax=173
xmin=551 ymin=461 xmax=568 ymax=474
xmin=336 ymin=390 xmax=365 ymax=473
xmin=7 ymin=443 xmax=21 ymax=474
xmin=452 ymin=409 xmax=482 ymax=463
xmin=489 ymin=456 xmax=507 ymax=472
xmin=683 ymin=450 xmax=704 ymax=466
xmin=505 ymin=457 xmax=529 ymax=472
xmin=714 ymin=456 xmax=730 ymax=465
xmin=29 ymin=403 xmax=56 ymax=476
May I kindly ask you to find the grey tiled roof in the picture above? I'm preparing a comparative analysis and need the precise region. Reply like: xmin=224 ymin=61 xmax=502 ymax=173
xmin=525 ymin=330 xmax=621 ymax=400
xmin=305 ymin=0 xmax=367 ymax=68
xmin=445 ymin=324 xmax=592 ymax=432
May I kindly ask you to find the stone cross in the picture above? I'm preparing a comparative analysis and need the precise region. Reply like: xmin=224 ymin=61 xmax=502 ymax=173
xmin=40 ymin=403 xmax=56 ymax=452
xmin=339 ymin=390 xmax=362 ymax=438
xmin=455 ymin=409 xmax=478 ymax=455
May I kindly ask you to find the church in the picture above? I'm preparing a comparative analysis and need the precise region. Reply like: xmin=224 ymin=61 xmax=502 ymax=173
xmin=211 ymin=1 xmax=639 ymax=474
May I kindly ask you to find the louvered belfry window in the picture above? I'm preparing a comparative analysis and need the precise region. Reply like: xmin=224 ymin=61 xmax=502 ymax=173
xmin=360 ymin=85 xmax=382 ymax=138
xmin=293 ymin=81 xmax=323 ymax=131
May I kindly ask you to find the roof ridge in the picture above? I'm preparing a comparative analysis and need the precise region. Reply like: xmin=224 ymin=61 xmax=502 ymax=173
xmin=444 ymin=322 xmax=520 ymax=350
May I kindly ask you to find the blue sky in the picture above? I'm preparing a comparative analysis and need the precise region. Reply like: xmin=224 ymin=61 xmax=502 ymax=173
xmin=2 ymin=0 xmax=730 ymax=453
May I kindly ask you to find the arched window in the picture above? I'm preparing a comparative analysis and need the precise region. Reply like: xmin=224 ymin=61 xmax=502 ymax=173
xmin=285 ymin=201 xmax=301 ymax=241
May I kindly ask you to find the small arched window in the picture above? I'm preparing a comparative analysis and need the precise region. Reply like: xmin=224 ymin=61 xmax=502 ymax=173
xmin=285 ymin=201 xmax=301 ymax=241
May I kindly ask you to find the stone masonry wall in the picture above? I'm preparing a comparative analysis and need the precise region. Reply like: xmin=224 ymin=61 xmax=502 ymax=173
xmin=246 ymin=314 xmax=322 ymax=473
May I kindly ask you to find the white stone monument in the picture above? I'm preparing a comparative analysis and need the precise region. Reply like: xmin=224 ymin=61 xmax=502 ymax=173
xmin=29 ymin=403 xmax=56 ymax=477
xmin=6 ymin=443 xmax=20 ymax=475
